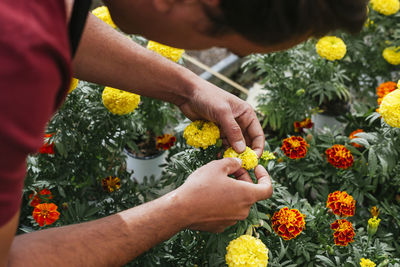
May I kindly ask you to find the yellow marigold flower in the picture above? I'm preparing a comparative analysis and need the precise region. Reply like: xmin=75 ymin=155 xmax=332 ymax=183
xmin=370 ymin=206 xmax=380 ymax=217
xmin=183 ymin=121 xmax=220 ymax=149
xmin=68 ymin=78 xmax=79 ymax=93
xmin=367 ymin=217 xmax=381 ymax=236
xmin=92 ymin=6 xmax=117 ymax=28
xmin=261 ymin=150 xmax=276 ymax=162
xmin=147 ymin=41 xmax=185 ymax=62
xmin=383 ymin=46 xmax=400 ymax=65
xmin=370 ymin=0 xmax=400 ymax=15
xmin=326 ymin=191 xmax=356 ymax=217
xmin=379 ymin=89 xmax=400 ymax=127
xmin=271 ymin=207 xmax=306 ymax=240
xmin=316 ymin=36 xmax=347 ymax=61
xmin=102 ymin=176 xmax=121 ymax=193
xmin=360 ymin=258 xmax=376 ymax=267
xmin=102 ymin=87 xmax=140 ymax=115
xmin=224 ymin=147 xmax=258 ymax=170
xmin=225 ymin=235 xmax=269 ymax=267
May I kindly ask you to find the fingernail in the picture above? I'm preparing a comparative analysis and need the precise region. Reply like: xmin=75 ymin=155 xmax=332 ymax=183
xmin=234 ymin=141 xmax=246 ymax=153
xmin=233 ymin=158 xmax=242 ymax=165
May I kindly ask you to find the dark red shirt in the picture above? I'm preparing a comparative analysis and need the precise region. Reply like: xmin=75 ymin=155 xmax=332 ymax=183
xmin=0 ymin=0 xmax=71 ymax=226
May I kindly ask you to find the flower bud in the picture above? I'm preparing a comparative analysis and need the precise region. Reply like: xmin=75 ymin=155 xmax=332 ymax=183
xmin=367 ymin=217 xmax=381 ymax=236
xmin=296 ymin=89 xmax=306 ymax=96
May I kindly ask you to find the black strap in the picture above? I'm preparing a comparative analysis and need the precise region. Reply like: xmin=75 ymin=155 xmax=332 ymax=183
xmin=68 ymin=0 xmax=92 ymax=57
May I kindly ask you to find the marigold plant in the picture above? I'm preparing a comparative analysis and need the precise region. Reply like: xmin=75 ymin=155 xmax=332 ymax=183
xmin=281 ymin=136 xmax=309 ymax=159
xmin=326 ymin=145 xmax=354 ymax=169
xmin=225 ymin=235 xmax=269 ymax=267
xmin=316 ymin=36 xmax=347 ymax=61
xmin=360 ymin=258 xmax=376 ymax=267
xmin=294 ymin=118 xmax=313 ymax=133
xmin=102 ymin=176 xmax=121 ymax=193
xmin=92 ymin=6 xmax=117 ymax=28
xmin=156 ymin=134 xmax=176 ymax=150
xmin=379 ymin=89 xmax=400 ymax=127
xmin=68 ymin=78 xmax=79 ymax=93
xmin=326 ymin=191 xmax=356 ymax=217
xmin=383 ymin=46 xmax=400 ymax=65
xmin=29 ymin=189 xmax=53 ymax=207
xmin=223 ymin=146 xmax=258 ymax=170
xmin=39 ymin=133 xmax=55 ymax=154
xmin=330 ymin=219 xmax=355 ymax=246
xmin=349 ymin=129 xmax=364 ymax=148
xmin=368 ymin=217 xmax=381 ymax=236
xmin=102 ymin=87 xmax=141 ymax=115
xmin=32 ymin=203 xmax=60 ymax=227
xmin=370 ymin=0 xmax=400 ymax=15
xmin=147 ymin=41 xmax=185 ymax=63
xmin=183 ymin=120 xmax=220 ymax=149
xmin=271 ymin=207 xmax=306 ymax=240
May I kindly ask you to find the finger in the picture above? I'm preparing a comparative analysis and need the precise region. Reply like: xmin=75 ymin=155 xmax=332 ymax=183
xmin=219 ymin=111 xmax=246 ymax=153
xmin=251 ymin=165 xmax=273 ymax=201
xmin=233 ymin=168 xmax=253 ymax=183
xmin=236 ymin=107 xmax=265 ymax=157
xmin=213 ymin=157 xmax=243 ymax=175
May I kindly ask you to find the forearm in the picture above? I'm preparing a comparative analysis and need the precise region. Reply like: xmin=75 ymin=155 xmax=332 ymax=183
xmin=73 ymin=14 xmax=197 ymax=106
xmin=8 ymin=191 xmax=187 ymax=266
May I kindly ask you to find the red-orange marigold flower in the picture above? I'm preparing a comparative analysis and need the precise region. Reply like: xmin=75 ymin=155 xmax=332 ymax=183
xmin=29 ymin=189 xmax=53 ymax=207
xmin=102 ymin=176 xmax=121 ymax=192
xmin=271 ymin=207 xmax=306 ymax=240
xmin=326 ymin=145 xmax=354 ymax=169
xmin=326 ymin=191 xmax=355 ymax=217
xmin=330 ymin=219 xmax=355 ymax=246
xmin=32 ymin=203 xmax=60 ymax=227
xmin=281 ymin=136 xmax=309 ymax=159
xmin=156 ymin=134 xmax=176 ymax=150
xmin=39 ymin=133 xmax=55 ymax=154
xmin=376 ymin=81 xmax=397 ymax=98
xmin=294 ymin=118 xmax=314 ymax=133
xmin=349 ymin=129 xmax=364 ymax=148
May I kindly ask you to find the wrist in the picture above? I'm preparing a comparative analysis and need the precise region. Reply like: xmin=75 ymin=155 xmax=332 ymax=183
xmin=168 ymin=66 xmax=198 ymax=106
xmin=161 ymin=189 xmax=193 ymax=230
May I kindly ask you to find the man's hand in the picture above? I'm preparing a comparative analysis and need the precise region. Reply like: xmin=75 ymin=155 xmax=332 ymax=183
xmin=179 ymin=82 xmax=264 ymax=157
xmin=174 ymin=158 xmax=273 ymax=233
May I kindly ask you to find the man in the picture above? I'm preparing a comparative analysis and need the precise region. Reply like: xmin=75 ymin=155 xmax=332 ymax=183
xmin=0 ymin=0 xmax=367 ymax=266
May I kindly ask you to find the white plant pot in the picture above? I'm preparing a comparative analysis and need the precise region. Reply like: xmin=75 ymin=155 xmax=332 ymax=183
xmin=311 ymin=113 xmax=344 ymax=132
xmin=124 ymin=149 xmax=167 ymax=184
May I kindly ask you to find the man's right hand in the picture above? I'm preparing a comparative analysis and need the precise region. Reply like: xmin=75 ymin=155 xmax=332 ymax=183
xmin=174 ymin=158 xmax=273 ymax=233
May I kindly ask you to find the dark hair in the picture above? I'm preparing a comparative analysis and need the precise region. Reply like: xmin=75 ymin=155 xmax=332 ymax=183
xmin=204 ymin=0 xmax=368 ymax=45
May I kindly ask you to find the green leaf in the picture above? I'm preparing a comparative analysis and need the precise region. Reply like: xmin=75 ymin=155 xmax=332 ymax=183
xmin=315 ymin=255 xmax=335 ymax=267
xmin=368 ymin=147 xmax=378 ymax=177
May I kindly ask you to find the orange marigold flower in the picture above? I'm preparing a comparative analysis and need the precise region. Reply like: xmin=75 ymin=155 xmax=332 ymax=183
xmin=376 ymin=81 xmax=397 ymax=98
xmin=326 ymin=191 xmax=355 ymax=217
xmin=102 ymin=176 xmax=121 ymax=192
xmin=330 ymin=219 xmax=355 ymax=246
xmin=271 ymin=207 xmax=306 ymax=240
xmin=29 ymin=189 xmax=53 ymax=207
xmin=326 ymin=145 xmax=354 ymax=169
xmin=281 ymin=136 xmax=309 ymax=159
xmin=349 ymin=129 xmax=364 ymax=148
xmin=32 ymin=203 xmax=60 ymax=227
xmin=39 ymin=133 xmax=55 ymax=154
xmin=370 ymin=206 xmax=380 ymax=218
xmin=294 ymin=118 xmax=314 ymax=133
xmin=156 ymin=134 xmax=176 ymax=150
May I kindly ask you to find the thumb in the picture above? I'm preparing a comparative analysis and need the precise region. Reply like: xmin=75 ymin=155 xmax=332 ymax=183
xmin=215 ymin=157 xmax=243 ymax=175
xmin=251 ymin=165 xmax=273 ymax=201
xmin=219 ymin=113 xmax=246 ymax=153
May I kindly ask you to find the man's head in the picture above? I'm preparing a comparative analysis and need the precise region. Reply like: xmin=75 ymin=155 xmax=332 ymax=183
xmin=105 ymin=0 xmax=368 ymax=56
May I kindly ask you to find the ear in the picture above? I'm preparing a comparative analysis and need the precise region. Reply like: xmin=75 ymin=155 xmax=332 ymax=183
xmin=153 ymin=0 xmax=175 ymax=13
